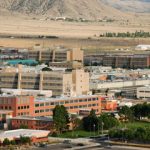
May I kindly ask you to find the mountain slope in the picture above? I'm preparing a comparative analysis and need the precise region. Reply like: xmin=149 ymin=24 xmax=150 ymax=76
xmin=100 ymin=0 xmax=150 ymax=13
xmin=0 ymin=0 xmax=134 ymax=20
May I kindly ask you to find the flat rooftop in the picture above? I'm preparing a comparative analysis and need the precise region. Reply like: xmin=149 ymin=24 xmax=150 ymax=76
xmin=0 ymin=129 xmax=50 ymax=142
xmin=12 ymin=116 xmax=53 ymax=122
xmin=35 ymin=95 xmax=98 ymax=103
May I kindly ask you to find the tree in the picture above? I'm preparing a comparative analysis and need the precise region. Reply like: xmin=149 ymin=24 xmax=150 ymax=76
xmin=99 ymin=113 xmax=119 ymax=130
xmin=11 ymin=140 xmax=16 ymax=145
xmin=141 ymin=103 xmax=150 ymax=118
xmin=82 ymin=109 xmax=99 ymax=131
xmin=20 ymin=136 xmax=31 ymax=144
xmin=70 ymin=114 xmax=82 ymax=130
xmin=131 ymin=103 xmax=150 ymax=120
xmin=131 ymin=104 xmax=142 ymax=120
xmin=53 ymin=105 xmax=70 ymax=133
xmin=119 ymin=106 xmax=133 ymax=121
xmin=3 ymin=138 xmax=10 ymax=145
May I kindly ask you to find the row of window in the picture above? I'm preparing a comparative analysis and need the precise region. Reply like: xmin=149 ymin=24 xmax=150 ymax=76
xmin=0 ymin=99 xmax=13 ymax=104
xmin=22 ymin=77 xmax=40 ymax=80
xmin=35 ymin=97 xmax=99 ymax=107
xmin=43 ymin=77 xmax=62 ymax=80
xmin=43 ymin=83 xmax=62 ymax=86
xmin=0 ymin=106 xmax=11 ymax=110
xmin=35 ymin=104 xmax=99 ymax=113
xmin=17 ymin=112 xmax=30 ymax=116
xmin=18 ymin=105 xmax=30 ymax=110
xmin=139 ymin=91 xmax=150 ymax=93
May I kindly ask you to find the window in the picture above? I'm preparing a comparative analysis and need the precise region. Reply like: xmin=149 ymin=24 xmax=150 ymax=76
xmin=88 ymin=104 xmax=91 ymax=107
xmin=70 ymin=106 xmax=73 ymax=109
xmin=40 ymin=103 xmax=44 ymax=107
xmin=74 ymin=100 xmax=78 ymax=103
xmin=46 ymin=102 xmax=49 ymax=106
xmin=35 ymin=104 xmax=39 ymax=107
xmin=74 ymin=106 xmax=78 ymax=109
xmin=51 ymin=102 xmax=54 ymax=105
xmin=60 ymin=101 xmax=64 ymax=105
xmin=35 ymin=110 xmax=39 ymax=113
xmin=45 ymin=109 xmax=49 ymax=112
xmin=55 ymin=102 xmax=59 ymax=105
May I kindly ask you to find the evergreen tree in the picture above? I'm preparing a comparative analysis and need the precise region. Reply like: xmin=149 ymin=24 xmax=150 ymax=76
xmin=53 ymin=105 xmax=70 ymax=133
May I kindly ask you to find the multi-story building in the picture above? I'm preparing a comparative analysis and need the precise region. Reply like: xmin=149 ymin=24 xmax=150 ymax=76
xmin=137 ymin=86 xmax=150 ymax=99
xmin=0 ymin=94 xmax=101 ymax=117
xmin=34 ymin=95 xmax=101 ymax=116
xmin=28 ymin=46 xmax=83 ymax=63
xmin=85 ymin=54 xmax=150 ymax=69
xmin=0 ymin=65 xmax=89 ymax=96
xmin=0 ymin=95 xmax=34 ymax=117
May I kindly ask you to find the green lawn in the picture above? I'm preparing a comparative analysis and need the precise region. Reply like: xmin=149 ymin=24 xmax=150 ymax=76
xmin=53 ymin=130 xmax=103 ymax=138
xmin=51 ymin=121 xmax=150 ymax=139
xmin=118 ymin=121 xmax=150 ymax=129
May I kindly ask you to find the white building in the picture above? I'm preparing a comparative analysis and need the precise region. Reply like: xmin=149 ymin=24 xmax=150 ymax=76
xmin=91 ymin=79 xmax=150 ymax=90
xmin=137 ymin=86 xmax=150 ymax=99
xmin=135 ymin=45 xmax=150 ymax=51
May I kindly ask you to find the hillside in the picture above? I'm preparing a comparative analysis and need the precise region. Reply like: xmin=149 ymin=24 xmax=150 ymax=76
xmin=0 ymin=0 xmax=135 ymax=21
xmin=101 ymin=0 xmax=150 ymax=13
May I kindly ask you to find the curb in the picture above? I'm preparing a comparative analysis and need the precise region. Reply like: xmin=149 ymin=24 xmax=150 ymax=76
xmin=109 ymin=141 xmax=150 ymax=148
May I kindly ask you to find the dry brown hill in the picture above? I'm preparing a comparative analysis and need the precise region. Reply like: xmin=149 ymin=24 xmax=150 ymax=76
xmin=0 ymin=0 xmax=135 ymax=21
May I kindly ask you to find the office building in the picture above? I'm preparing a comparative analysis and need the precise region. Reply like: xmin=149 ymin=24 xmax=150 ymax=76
xmin=28 ymin=46 xmax=83 ymax=63
xmin=0 ymin=94 xmax=101 ymax=117
xmin=0 ymin=65 xmax=89 ymax=96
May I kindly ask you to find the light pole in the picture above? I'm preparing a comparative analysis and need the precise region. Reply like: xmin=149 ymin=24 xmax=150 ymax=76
xmin=93 ymin=124 xmax=96 ymax=137
xmin=101 ymin=121 xmax=104 ymax=135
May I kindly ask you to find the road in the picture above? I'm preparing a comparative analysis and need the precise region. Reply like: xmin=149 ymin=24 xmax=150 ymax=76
xmin=31 ymin=144 xmax=150 ymax=150
xmin=83 ymin=145 xmax=150 ymax=150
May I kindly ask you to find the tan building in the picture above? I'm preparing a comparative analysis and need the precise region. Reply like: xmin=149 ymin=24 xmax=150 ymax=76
xmin=49 ymin=61 xmax=83 ymax=69
xmin=0 ymin=65 xmax=89 ymax=97
xmin=72 ymin=70 xmax=89 ymax=96
xmin=28 ymin=46 xmax=83 ymax=63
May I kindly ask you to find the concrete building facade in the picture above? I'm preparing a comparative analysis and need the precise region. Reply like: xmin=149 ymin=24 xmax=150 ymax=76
xmin=0 ymin=66 xmax=89 ymax=96
xmin=137 ymin=86 xmax=150 ymax=99
xmin=28 ymin=47 xmax=83 ymax=63
xmin=85 ymin=54 xmax=150 ymax=69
